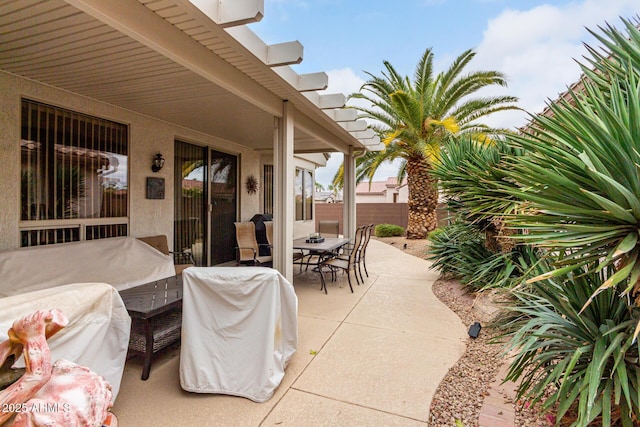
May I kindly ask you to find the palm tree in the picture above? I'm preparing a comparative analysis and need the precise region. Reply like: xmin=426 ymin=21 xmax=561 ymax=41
xmin=344 ymin=47 xmax=520 ymax=238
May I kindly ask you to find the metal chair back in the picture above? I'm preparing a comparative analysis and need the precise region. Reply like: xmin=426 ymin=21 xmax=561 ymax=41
xmin=318 ymin=220 xmax=339 ymax=237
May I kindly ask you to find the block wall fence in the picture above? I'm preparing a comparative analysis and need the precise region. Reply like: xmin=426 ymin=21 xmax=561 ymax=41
xmin=315 ymin=203 xmax=449 ymax=236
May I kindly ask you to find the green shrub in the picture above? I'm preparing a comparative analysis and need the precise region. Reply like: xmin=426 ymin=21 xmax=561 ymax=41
xmin=502 ymin=257 xmax=640 ymax=427
xmin=427 ymin=227 xmax=446 ymax=241
xmin=427 ymin=222 xmax=488 ymax=278
xmin=374 ymin=224 xmax=405 ymax=237
xmin=427 ymin=222 xmax=531 ymax=291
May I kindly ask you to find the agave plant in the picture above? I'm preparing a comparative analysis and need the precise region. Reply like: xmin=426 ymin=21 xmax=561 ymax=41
xmin=427 ymin=221 xmax=491 ymax=279
xmin=502 ymin=257 xmax=640 ymax=427
xmin=503 ymin=18 xmax=640 ymax=317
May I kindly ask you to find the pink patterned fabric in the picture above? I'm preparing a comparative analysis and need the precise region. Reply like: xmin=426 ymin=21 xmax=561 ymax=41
xmin=0 ymin=309 xmax=113 ymax=426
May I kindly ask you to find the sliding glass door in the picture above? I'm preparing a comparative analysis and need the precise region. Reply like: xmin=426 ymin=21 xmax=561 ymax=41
xmin=174 ymin=141 xmax=207 ymax=265
xmin=209 ymin=151 xmax=237 ymax=265
xmin=174 ymin=141 xmax=237 ymax=266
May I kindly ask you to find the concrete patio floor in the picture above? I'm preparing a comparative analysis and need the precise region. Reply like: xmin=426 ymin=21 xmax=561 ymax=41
xmin=112 ymin=239 xmax=468 ymax=426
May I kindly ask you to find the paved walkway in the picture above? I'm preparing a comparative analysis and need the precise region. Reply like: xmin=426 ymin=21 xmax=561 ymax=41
xmin=112 ymin=239 xmax=468 ymax=426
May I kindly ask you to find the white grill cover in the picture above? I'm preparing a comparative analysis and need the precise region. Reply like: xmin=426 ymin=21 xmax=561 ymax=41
xmin=179 ymin=267 xmax=298 ymax=402
xmin=0 ymin=283 xmax=131 ymax=402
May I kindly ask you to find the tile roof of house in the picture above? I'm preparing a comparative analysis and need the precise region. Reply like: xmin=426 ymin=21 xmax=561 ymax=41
xmin=314 ymin=191 xmax=340 ymax=201
xmin=356 ymin=177 xmax=407 ymax=194
xmin=355 ymin=181 xmax=386 ymax=194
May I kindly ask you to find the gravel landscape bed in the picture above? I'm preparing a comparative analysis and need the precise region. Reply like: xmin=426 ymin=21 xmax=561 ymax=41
xmin=428 ymin=277 xmax=503 ymax=427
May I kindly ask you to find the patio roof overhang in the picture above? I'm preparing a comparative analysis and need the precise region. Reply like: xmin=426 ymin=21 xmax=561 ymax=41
xmin=0 ymin=0 xmax=376 ymax=155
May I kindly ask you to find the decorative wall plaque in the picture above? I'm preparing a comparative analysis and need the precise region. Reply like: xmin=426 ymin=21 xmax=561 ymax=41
xmin=146 ymin=177 xmax=165 ymax=199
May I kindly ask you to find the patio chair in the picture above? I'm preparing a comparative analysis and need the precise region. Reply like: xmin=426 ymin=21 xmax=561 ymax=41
xmin=265 ymin=221 xmax=306 ymax=269
xmin=332 ymin=224 xmax=372 ymax=283
xmin=357 ymin=224 xmax=374 ymax=280
xmin=234 ymin=222 xmax=272 ymax=266
xmin=264 ymin=220 xmax=273 ymax=252
xmin=292 ymin=249 xmax=312 ymax=273
xmin=338 ymin=222 xmax=364 ymax=254
xmin=318 ymin=225 xmax=364 ymax=294
xmin=138 ymin=234 xmax=194 ymax=274
xmin=318 ymin=220 xmax=339 ymax=237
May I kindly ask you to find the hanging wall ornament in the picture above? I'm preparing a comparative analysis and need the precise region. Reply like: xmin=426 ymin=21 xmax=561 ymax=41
xmin=245 ymin=175 xmax=259 ymax=195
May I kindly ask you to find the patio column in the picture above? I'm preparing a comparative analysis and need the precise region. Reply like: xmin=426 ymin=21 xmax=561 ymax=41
xmin=273 ymin=100 xmax=295 ymax=282
xmin=342 ymin=146 xmax=356 ymax=239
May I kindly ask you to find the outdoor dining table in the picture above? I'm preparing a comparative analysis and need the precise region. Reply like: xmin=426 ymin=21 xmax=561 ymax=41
xmin=293 ymin=236 xmax=351 ymax=253
xmin=292 ymin=237 xmax=351 ymax=277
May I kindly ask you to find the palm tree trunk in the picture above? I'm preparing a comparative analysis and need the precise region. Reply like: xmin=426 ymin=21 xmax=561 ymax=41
xmin=406 ymin=157 xmax=439 ymax=239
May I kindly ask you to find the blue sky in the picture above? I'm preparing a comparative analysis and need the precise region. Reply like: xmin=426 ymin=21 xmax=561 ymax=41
xmin=249 ymin=0 xmax=639 ymax=186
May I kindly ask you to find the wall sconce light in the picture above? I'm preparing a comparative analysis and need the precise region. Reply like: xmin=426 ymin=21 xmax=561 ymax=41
xmin=151 ymin=153 xmax=165 ymax=173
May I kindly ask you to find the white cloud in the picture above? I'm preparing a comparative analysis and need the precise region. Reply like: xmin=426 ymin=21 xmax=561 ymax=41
xmin=314 ymin=153 xmax=342 ymax=187
xmin=316 ymin=1 xmax=640 ymax=184
xmin=319 ymin=67 xmax=365 ymax=97
xmin=472 ymin=0 xmax=639 ymax=129
xmin=314 ymin=153 xmax=403 ymax=187
xmin=314 ymin=68 xmax=400 ymax=186
xmin=313 ymin=68 xmax=363 ymax=186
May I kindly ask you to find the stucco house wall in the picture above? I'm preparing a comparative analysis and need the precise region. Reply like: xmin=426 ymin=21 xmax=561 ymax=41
xmin=0 ymin=70 xmax=329 ymax=252
xmin=356 ymin=193 xmax=387 ymax=203
xmin=0 ymin=71 xmax=263 ymax=251
xmin=397 ymin=184 xmax=409 ymax=203
xmin=260 ymin=152 xmax=324 ymax=238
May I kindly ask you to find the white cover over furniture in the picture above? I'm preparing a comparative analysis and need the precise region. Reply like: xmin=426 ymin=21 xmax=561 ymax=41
xmin=0 ymin=236 xmax=176 ymax=296
xmin=180 ymin=267 xmax=298 ymax=402
xmin=0 ymin=282 xmax=131 ymax=401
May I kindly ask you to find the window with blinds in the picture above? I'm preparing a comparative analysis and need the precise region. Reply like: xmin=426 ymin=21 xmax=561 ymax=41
xmin=265 ymin=165 xmax=314 ymax=220
xmin=20 ymin=99 xmax=129 ymax=247
xmin=295 ymin=168 xmax=314 ymax=221
xmin=263 ymin=164 xmax=274 ymax=216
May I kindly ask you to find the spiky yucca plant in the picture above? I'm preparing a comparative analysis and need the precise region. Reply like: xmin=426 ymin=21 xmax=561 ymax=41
xmin=504 ymin=18 xmax=640 ymax=320
xmin=502 ymin=258 xmax=640 ymax=427
xmin=433 ymin=136 xmax=522 ymax=253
